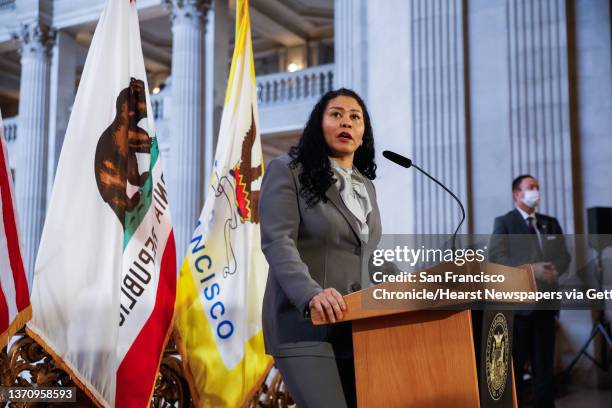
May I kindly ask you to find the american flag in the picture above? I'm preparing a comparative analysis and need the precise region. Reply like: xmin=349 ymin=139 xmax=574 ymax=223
xmin=0 ymin=110 xmax=30 ymax=348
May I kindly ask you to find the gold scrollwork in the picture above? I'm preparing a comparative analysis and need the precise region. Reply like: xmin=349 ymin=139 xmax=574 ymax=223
xmin=1 ymin=330 xmax=293 ymax=407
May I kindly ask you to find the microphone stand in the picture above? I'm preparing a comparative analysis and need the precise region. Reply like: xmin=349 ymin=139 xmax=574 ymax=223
xmin=564 ymin=245 xmax=612 ymax=376
xmin=409 ymin=162 xmax=466 ymax=251
xmin=382 ymin=150 xmax=466 ymax=250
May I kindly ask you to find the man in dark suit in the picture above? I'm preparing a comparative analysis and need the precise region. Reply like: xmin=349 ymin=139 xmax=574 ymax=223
xmin=490 ymin=175 xmax=571 ymax=408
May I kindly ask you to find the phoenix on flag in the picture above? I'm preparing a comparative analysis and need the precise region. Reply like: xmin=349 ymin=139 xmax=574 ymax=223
xmin=173 ymin=0 xmax=272 ymax=406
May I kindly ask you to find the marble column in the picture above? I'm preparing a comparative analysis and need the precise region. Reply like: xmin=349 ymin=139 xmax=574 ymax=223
xmin=204 ymin=0 xmax=229 ymax=195
xmin=47 ymin=30 xmax=79 ymax=203
xmin=334 ymin=0 xmax=367 ymax=97
xmin=506 ymin=0 xmax=574 ymax=232
xmin=409 ymin=0 xmax=468 ymax=235
xmin=574 ymin=0 xmax=612 ymax=227
xmin=359 ymin=0 xmax=414 ymax=234
xmin=168 ymin=0 xmax=210 ymax=260
xmin=14 ymin=21 xmax=55 ymax=280
xmin=468 ymin=0 xmax=513 ymax=234
xmin=468 ymin=0 xmax=577 ymax=234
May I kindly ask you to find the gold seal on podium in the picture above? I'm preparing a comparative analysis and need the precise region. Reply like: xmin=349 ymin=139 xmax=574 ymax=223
xmin=486 ymin=313 xmax=510 ymax=400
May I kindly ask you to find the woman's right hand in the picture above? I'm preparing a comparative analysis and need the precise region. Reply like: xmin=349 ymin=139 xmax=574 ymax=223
xmin=308 ymin=288 xmax=347 ymax=323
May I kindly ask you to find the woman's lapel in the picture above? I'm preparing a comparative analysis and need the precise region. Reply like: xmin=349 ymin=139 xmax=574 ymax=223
xmin=363 ymin=179 xmax=379 ymax=242
xmin=325 ymin=183 xmax=364 ymax=243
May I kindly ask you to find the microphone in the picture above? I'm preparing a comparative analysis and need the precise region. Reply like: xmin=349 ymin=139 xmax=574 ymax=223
xmin=382 ymin=150 xmax=466 ymax=250
xmin=382 ymin=150 xmax=412 ymax=169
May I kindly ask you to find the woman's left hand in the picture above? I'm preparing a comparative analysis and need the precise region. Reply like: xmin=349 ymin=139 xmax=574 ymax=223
xmin=308 ymin=288 xmax=347 ymax=323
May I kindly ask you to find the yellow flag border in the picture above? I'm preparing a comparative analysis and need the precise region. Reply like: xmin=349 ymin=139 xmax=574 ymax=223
xmin=175 ymin=0 xmax=272 ymax=405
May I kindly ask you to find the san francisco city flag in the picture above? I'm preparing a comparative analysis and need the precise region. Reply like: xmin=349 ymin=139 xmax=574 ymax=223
xmin=27 ymin=0 xmax=176 ymax=406
xmin=174 ymin=0 xmax=272 ymax=406
xmin=0 ymin=110 xmax=31 ymax=348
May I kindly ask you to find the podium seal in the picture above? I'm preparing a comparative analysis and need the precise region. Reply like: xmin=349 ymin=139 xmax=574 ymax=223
xmin=486 ymin=313 xmax=510 ymax=400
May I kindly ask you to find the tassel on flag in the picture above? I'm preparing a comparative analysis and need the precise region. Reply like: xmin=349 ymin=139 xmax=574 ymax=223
xmin=27 ymin=0 xmax=176 ymax=406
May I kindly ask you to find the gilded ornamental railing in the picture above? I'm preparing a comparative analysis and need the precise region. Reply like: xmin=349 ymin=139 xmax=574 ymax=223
xmin=1 ymin=330 xmax=293 ymax=407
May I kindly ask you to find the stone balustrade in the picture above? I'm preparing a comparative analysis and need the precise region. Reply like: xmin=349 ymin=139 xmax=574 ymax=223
xmin=257 ymin=64 xmax=334 ymax=106
xmin=2 ymin=116 xmax=17 ymax=143
xmin=0 ymin=0 xmax=15 ymax=11
xmin=151 ymin=93 xmax=164 ymax=121
xmin=2 ymin=63 xmax=335 ymax=138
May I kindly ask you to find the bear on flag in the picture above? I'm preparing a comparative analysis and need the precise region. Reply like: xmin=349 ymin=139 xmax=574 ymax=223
xmin=27 ymin=0 xmax=176 ymax=406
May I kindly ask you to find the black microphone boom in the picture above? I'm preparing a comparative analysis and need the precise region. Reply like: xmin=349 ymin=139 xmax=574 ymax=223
xmin=382 ymin=150 xmax=466 ymax=250
xmin=382 ymin=150 xmax=413 ymax=169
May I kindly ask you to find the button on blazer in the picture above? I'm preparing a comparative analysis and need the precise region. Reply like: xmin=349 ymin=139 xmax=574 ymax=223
xmin=259 ymin=155 xmax=382 ymax=356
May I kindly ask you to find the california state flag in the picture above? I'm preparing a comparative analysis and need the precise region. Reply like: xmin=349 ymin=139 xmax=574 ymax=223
xmin=0 ymin=110 xmax=31 ymax=348
xmin=173 ymin=0 xmax=272 ymax=406
xmin=27 ymin=0 xmax=176 ymax=406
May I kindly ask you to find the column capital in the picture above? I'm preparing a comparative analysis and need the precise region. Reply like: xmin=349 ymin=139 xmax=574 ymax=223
xmin=166 ymin=0 xmax=211 ymax=27
xmin=12 ymin=22 xmax=56 ymax=60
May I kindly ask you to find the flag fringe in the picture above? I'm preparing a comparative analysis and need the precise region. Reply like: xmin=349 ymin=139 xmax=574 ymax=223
xmin=0 ymin=305 xmax=31 ymax=349
xmin=145 ymin=312 xmax=178 ymax=406
xmin=174 ymin=327 xmax=273 ymax=408
xmin=26 ymin=326 xmax=106 ymax=408
xmin=238 ymin=358 xmax=274 ymax=407
xmin=172 ymin=328 xmax=202 ymax=407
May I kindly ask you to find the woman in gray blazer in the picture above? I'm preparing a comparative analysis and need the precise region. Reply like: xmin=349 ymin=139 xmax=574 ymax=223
xmin=259 ymin=88 xmax=382 ymax=408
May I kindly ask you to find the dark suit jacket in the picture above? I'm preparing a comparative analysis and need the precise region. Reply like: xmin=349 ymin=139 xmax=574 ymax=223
xmin=259 ymin=155 xmax=382 ymax=357
xmin=490 ymin=209 xmax=571 ymax=293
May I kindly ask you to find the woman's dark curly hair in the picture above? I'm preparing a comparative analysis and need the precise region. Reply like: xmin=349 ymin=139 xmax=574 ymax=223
xmin=289 ymin=88 xmax=377 ymax=207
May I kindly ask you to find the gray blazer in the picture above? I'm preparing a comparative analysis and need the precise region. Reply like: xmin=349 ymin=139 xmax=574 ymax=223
xmin=259 ymin=155 xmax=382 ymax=357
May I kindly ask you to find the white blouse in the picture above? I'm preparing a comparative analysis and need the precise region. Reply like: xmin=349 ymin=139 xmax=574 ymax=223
xmin=329 ymin=159 xmax=373 ymax=238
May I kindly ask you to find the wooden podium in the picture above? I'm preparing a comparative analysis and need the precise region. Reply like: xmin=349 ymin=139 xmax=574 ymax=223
xmin=312 ymin=262 xmax=537 ymax=408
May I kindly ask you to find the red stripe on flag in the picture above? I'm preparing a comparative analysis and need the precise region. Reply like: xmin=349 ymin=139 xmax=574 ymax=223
xmin=115 ymin=231 xmax=176 ymax=407
xmin=0 ymin=140 xmax=29 ymax=312
xmin=0 ymin=287 xmax=9 ymax=335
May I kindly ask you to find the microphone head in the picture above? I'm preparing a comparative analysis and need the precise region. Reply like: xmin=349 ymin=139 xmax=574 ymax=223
xmin=382 ymin=150 xmax=412 ymax=169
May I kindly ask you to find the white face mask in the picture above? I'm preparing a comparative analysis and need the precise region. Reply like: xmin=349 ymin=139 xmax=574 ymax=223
xmin=522 ymin=189 xmax=540 ymax=208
